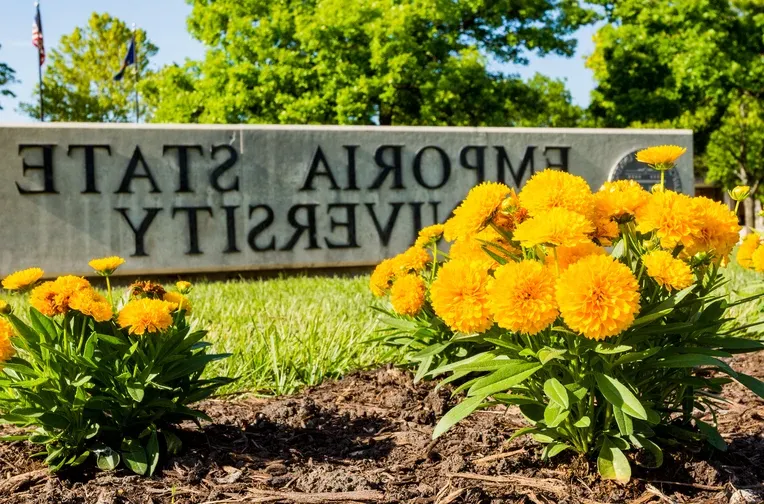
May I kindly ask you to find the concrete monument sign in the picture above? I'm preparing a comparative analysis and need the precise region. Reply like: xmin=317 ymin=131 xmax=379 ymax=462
xmin=0 ymin=124 xmax=693 ymax=276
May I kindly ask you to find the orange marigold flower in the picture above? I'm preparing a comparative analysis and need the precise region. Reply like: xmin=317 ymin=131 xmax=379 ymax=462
xmin=2 ymin=267 xmax=44 ymax=291
xmin=393 ymin=246 xmax=430 ymax=275
xmin=488 ymin=261 xmax=558 ymax=335
xmin=682 ymin=197 xmax=741 ymax=262
xmin=737 ymin=233 xmax=761 ymax=270
xmin=513 ymin=208 xmax=594 ymax=248
xmin=519 ymin=170 xmax=594 ymax=218
xmin=164 ymin=292 xmax=193 ymax=314
xmin=30 ymin=276 xmax=91 ymax=316
xmin=415 ymin=224 xmax=445 ymax=248
xmin=636 ymin=145 xmax=687 ymax=169
xmin=370 ymin=258 xmax=396 ymax=297
xmin=118 ymin=298 xmax=175 ymax=335
xmin=595 ymin=180 xmax=649 ymax=221
xmin=642 ymin=250 xmax=694 ymax=291
xmin=0 ymin=318 xmax=15 ymax=363
xmin=546 ymin=242 xmax=606 ymax=272
xmin=556 ymin=255 xmax=640 ymax=340
xmin=588 ymin=197 xmax=620 ymax=246
xmin=752 ymin=245 xmax=764 ymax=272
xmin=635 ymin=190 xmax=699 ymax=249
xmin=69 ymin=288 xmax=113 ymax=322
xmin=390 ymin=274 xmax=426 ymax=316
xmin=88 ymin=256 xmax=126 ymax=275
xmin=450 ymin=227 xmax=519 ymax=270
xmin=443 ymin=182 xmax=511 ymax=241
xmin=430 ymin=259 xmax=493 ymax=334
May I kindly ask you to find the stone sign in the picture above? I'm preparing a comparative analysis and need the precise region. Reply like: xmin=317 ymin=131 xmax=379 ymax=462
xmin=0 ymin=125 xmax=693 ymax=276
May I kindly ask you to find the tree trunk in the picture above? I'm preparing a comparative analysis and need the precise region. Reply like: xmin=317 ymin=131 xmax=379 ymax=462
xmin=743 ymin=196 xmax=755 ymax=231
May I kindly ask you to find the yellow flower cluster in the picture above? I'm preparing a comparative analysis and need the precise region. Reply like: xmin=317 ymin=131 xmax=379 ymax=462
xmin=372 ymin=144 xmax=751 ymax=342
xmin=0 ymin=318 xmax=15 ymax=363
xmin=118 ymin=298 xmax=175 ymax=336
xmin=2 ymin=268 xmax=44 ymax=291
xmin=30 ymin=275 xmax=94 ymax=317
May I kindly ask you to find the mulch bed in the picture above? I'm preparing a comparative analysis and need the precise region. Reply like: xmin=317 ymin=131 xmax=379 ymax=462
xmin=2 ymin=353 xmax=763 ymax=504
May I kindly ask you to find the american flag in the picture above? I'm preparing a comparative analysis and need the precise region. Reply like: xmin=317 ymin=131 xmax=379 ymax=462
xmin=32 ymin=3 xmax=44 ymax=66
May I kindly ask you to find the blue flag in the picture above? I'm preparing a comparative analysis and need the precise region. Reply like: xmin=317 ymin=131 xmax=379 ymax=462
xmin=113 ymin=37 xmax=135 ymax=81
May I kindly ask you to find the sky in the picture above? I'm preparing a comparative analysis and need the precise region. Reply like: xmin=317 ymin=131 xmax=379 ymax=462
xmin=0 ymin=0 xmax=599 ymax=124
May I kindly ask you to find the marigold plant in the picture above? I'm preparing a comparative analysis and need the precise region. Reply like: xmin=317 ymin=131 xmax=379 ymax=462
xmin=0 ymin=260 xmax=232 ymax=475
xmin=372 ymin=148 xmax=764 ymax=482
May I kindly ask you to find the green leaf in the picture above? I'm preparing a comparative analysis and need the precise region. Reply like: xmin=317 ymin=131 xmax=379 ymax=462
xmin=127 ymin=383 xmax=145 ymax=403
xmin=573 ymin=416 xmax=591 ymax=428
xmin=163 ymin=430 xmax=182 ymax=456
xmin=595 ymin=343 xmax=632 ymax=354
xmin=468 ymin=362 xmax=542 ymax=397
xmin=537 ymin=348 xmax=567 ymax=364
xmin=612 ymin=347 xmax=662 ymax=367
xmin=508 ymin=426 xmax=537 ymax=443
xmin=543 ymin=403 xmax=569 ymax=428
xmin=543 ymin=442 xmax=571 ymax=460
xmin=696 ymin=420 xmax=727 ymax=452
xmin=544 ymin=378 xmax=570 ymax=409
xmin=433 ymin=394 xmax=486 ymax=439
xmin=594 ymin=373 xmax=647 ymax=420
xmin=532 ymin=432 xmax=556 ymax=443
xmin=565 ymin=383 xmax=588 ymax=401
xmin=736 ymin=373 xmax=764 ymax=400
xmin=597 ymin=437 xmax=631 ymax=483
xmin=652 ymin=354 xmax=737 ymax=377
xmin=492 ymin=393 xmax=544 ymax=406
xmin=71 ymin=451 xmax=90 ymax=467
xmin=629 ymin=434 xmax=663 ymax=468
xmin=613 ymin=405 xmax=634 ymax=436
xmin=94 ymin=445 xmax=120 ymax=471
xmin=122 ymin=439 xmax=148 ymax=475
xmin=146 ymin=430 xmax=160 ymax=475
xmin=519 ymin=403 xmax=545 ymax=423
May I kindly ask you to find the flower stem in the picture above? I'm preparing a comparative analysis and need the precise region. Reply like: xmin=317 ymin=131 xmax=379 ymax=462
xmin=660 ymin=170 xmax=665 ymax=191
xmin=106 ymin=275 xmax=114 ymax=308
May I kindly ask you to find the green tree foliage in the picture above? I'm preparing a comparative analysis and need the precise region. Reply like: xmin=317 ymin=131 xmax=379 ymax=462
xmin=21 ymin=13 xmax=157 ymax=122
xmin=144 ymin=0 xmax=595 ymax=126
xmin=0 ymin=44 xmax=17 ymax=111
xmin=587 ymin=0 xmax=764 ymax=226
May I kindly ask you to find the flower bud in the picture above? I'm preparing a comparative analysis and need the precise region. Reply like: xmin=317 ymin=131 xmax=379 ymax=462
xmin=176 ymin=281 xmax=192 ymax=294
xmin=729 ymin=185 xmax=751 ymax=202
xmin=0 ymin=300 xmax=10 ymax=315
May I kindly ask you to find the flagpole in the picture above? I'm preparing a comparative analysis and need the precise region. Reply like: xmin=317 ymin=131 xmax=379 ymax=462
xmin=35 ymin=1 xmax=43 ymax=122
xmin=133 ymin=23 xmax=139 ymax=123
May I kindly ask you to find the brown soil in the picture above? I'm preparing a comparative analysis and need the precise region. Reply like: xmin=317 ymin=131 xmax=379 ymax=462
xmin=2 ymin=353 xmax=763 ymax=504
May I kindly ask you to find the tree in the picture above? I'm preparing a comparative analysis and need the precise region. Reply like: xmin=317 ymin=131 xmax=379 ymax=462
xmin=586 ymin=0 xmax=764 ymax=228
xmin=144 ymin=0 xmax=595 ymax=126
xmin=0 ymin=44 xmax=17 ymax=111
xmin=21 ymin=13 xmax=157 ymax=122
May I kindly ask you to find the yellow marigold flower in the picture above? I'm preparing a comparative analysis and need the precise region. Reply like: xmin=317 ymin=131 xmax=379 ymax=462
xmin=393 ymin=246 xmax=430 ymax=275
xmin=443 ymin=182 xmax=511 ymax=241
xmin=118 ymin=298 xmax=175 ymax=336
xmin=546 ymin=242 xmax=606 ymax=272
xmin=635 ymin=190 xmax=699 ymax=249
xmin=488 ymin=261 xmax=558 ymax=335
xmin=642 ymin=250 xmax=694 ymax=291
xmin=2 ymin=267 xmax=44 ymax=291
xmin=729 ymin=185 xmax=751 ymax=202
xmin=370 ymin=258 xmax=396 ymax=297
xmin=588 ymin=197 xmax=620 ymax=246
xmin=450 ymin=227 xmax=519 ymax=270
xmin=69 ymin=288 xmax=113 ymax=322
xmin=596 ymin=180 xmax=650 ymax=221
xmin=0 ymin=300 xmax=10 ymax=315
xmin=164 ymin=292 xmax=193 ymax=315
xmin=88 ymin=256 xmax=126 ymax=275
xmin=415 ymin=224 xmax=445 ymax=248
xmin=430 ymin=259 xmax=493 ymax=334
xmin=683 ymin=197 xmax=741 ymax=262
xmin=636 ymin=145 xmax=687 ymax=170
xmin=0 ymin=318 xmax=15 ymax=363
xmin=390 ymin=274 xmax=426 ymax=316
xmin=30 ymin=276 xmax=91 ymax=316
xmin=513 ymin=208 xmax=594 ymax=248
xmin=737 ymin=233 xmax=761 ymax=269
xmin=176 ymin=280 xmax=192 ymax=294
xmin=556 ymin=255 xmax=640 ymax=340
xmin=752 ymin=245 xmax=764 ymax=272
xmin=519 ymin=170 xmax=594 ymax=218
